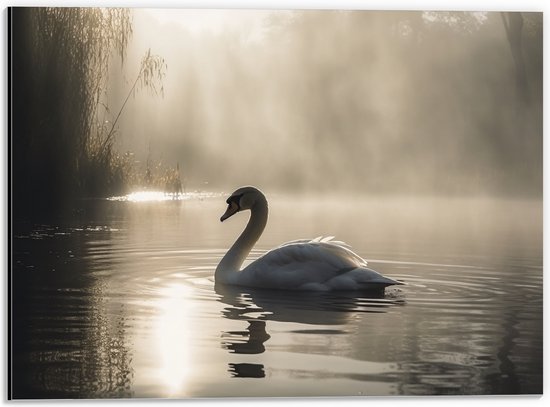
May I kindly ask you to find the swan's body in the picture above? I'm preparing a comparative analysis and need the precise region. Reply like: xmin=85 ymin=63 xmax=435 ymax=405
xmin=216 ymin=186 xmax=403 ymax=292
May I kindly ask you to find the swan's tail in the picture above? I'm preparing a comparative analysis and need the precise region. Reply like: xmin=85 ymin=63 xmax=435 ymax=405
xmin=356 ymin=267 xmax=405 ymax=287
xmin=326 ymin=268 xmax=405 ymax=291
xmin=369 ymin=275 xmax=405 ymax=287
xmin=354 ymin=276 xmax=405 ymax=294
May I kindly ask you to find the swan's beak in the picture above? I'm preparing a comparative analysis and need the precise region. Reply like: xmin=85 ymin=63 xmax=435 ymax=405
xmin=220 ymin=201 xmax=239 ymax=222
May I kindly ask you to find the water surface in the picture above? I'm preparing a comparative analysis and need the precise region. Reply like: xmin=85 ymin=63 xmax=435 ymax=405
xmin=11 ymin=192 xmax=543 ymax=398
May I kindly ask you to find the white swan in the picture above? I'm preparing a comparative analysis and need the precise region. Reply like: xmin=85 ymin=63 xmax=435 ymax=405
xmin=216 ymin=186 xmax=404 ymax=292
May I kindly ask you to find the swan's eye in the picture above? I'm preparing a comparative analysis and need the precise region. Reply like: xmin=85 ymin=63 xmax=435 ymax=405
xmin=226 ymin=193 xmax=244 ymax=208
xmin=229 ymin=194 xmax=243 ymax=206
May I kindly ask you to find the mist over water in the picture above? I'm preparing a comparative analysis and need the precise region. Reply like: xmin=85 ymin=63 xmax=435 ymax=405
xmin=108 ymin=10 xmax=541 ymax=197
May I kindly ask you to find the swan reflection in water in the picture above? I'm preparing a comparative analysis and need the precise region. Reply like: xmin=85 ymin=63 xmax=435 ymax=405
xmin=215 ymin=283 xmax=404 ymax=379
xmin=222 ymin=320 xmax=271 ymax=355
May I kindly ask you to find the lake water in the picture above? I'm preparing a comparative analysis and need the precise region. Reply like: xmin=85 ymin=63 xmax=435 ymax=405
xmin=11 ymin=192 xmax=543 ymax=398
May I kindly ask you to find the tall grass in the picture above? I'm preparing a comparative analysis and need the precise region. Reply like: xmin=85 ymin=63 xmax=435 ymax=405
xmin=11 ymin=8 xmax=165 ymax=216
xmin=81 ymin=48 xmax=167 ymax=197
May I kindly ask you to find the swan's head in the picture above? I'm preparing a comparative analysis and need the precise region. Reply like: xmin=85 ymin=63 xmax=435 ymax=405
xmin=220 ymin=186 xmax=265 ymax=222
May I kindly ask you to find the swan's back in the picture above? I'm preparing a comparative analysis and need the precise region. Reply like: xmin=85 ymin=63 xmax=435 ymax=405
xmin=236 ymin=237 xmax=402 ymax=291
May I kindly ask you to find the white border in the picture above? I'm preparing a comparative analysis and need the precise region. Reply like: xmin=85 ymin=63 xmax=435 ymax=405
xmin=1 ymin=1 xmax=547 ymax=406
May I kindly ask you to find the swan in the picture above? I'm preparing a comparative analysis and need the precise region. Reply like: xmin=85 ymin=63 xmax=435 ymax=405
xmin=215 ymin=186 xmax=404 ymax=292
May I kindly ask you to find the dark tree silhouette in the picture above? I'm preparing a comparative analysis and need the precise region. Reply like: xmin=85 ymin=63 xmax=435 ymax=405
xmin=501 ymin=12 xmax=529 ymax=104
xmin=11 ymin=8 xmax=132 ymax=217
xmin=10 ymin=8 xmax=166 ymax=217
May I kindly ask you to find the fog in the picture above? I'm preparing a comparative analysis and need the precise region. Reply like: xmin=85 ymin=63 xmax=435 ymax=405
xmin=108 ymin=10 xmax=542 ymax=197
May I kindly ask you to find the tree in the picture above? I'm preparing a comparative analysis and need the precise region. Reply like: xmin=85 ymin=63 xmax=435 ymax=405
xmin=501 ymin=12 xmax=529 ymax=104
xmin=11 ymin=8 xmax=165 ymax=216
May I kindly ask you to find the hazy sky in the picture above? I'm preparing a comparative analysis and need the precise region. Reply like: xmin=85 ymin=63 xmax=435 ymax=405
xmin=141 ymin=8 xmax=273 ymax=35
xmin=104 ymin=8 xmax=541 ymax=196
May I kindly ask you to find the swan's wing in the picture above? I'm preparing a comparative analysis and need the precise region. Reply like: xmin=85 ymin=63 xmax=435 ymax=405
xmin=278 ymin=238 xmax=317 ymax=246
xmin=278 ymin=236 xmax=352 ymax=250
xmin=240 ymin=240 xmax=370 ymax=289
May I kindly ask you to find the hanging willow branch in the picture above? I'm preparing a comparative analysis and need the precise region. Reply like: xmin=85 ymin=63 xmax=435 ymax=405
xmin=14 ymin=7 xmax=172 ymax=202
xmin=101 ymin=48 xmax=167 ymax=153
xmin=16 ymin=8 xmax=133 ymax=194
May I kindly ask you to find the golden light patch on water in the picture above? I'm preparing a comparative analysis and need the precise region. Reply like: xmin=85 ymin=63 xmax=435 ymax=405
xmin=108 ymin=190 xmax=223 ymax=202
xmin=109 ymin=191 xmax=180 ymax=202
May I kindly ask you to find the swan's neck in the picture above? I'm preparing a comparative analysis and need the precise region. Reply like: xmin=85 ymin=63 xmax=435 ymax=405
xmin=216 ymin=196 xmax=268 ymax=283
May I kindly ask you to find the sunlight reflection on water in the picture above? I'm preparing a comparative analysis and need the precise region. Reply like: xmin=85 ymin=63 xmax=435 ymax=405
xmin=108 ymin=190 xmax=222 ymax=202
xmin=12 ymin=193 xmax=543 ymax=398
xmin=152 ymin=284 xmax=196 ymax=396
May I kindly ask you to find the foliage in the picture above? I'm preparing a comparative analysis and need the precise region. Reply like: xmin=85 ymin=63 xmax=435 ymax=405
xmin=82 ymin=48 xmax=167 ymax=197
xmin=11 ymin=8 xmax=166 ymax=217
